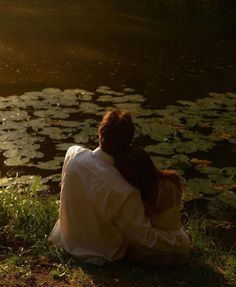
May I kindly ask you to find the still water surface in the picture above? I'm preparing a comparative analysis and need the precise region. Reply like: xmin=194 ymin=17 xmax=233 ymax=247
xmin=0 ymin=1 xmax=236 ymax=107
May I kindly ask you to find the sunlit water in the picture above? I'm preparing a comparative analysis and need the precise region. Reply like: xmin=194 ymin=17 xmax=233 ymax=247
xmin=0 ymin=1 xmax=236 ymax=107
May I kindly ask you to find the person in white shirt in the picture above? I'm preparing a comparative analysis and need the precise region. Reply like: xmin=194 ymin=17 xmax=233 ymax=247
xmin=49 ymin=109 xmax=190 ymax=265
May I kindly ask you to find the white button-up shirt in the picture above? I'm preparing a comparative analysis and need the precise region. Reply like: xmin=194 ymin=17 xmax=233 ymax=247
xmin=50 ymin=145 xmax=187 ymax=264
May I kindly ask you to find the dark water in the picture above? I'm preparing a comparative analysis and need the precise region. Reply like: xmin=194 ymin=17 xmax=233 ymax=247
xmin=0 ymin=1 xmax=236 ymax=107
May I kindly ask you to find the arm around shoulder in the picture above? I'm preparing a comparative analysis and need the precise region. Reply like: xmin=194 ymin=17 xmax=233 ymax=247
xmin=114 ymin=189 xmax=183 ymax=253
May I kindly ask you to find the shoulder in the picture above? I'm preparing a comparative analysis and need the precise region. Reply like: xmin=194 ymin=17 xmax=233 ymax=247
xmin=63 ymin=145 xmax=92 ymax=170
xmin=65 ymin=145 xmax=94 ymax=163
xmin=67 ymin=145 xmax=138 ymax=195
xmin=97 ymin=161 xmax=140 ymax=201
xmin=66 ymin=145 xmax=88 ymax=157
xmin=90 ymin=155 xmax=141 ymax=206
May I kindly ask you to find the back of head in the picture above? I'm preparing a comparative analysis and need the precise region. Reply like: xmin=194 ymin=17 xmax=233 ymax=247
xmin=98 ymin=109 xmax=135 ymax=156
xmin=114 ymin=146 xmax=158 ymax=202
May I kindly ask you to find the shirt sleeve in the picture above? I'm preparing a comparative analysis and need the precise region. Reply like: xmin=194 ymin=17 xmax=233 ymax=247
xmin=114 ymin=190 xmax=181 ymax=253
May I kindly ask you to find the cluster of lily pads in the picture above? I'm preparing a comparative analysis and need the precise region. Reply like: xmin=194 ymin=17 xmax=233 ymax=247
xmin=0 ymin=86 xmax=235 ymax=210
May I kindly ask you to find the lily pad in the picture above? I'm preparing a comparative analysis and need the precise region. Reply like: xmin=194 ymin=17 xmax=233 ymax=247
xmin=208 ymin=167 xmax=236 ymax=186
xmin=39 ymin=127 xmax=67 ymax=140
xmin=175 ymin=138 xmax=215 ymax=154
xmin=151 ymin=156 xmax=173 ymax=169
xmin=0 ymin=87 xmax=235 ymax=213
xmin=59 ymin=89 xmax=79 ymax=105
xmin=137 ymin=119 xmax=174 ymax=141
xmin=151 ymin=154 xmax=190 ymax=172
xmin=186 ymin=178 xmax=218 ymax=196
xmin=17 ymin=148 xmax=44 ymax=160
xmin=146 ymin=143 xmax=175 ymax=155
xmin=123 ymin=88 xmax=135 ymax=93
xmin=34 ymin=109 xmax=70 ymax=119
xmin=3 ymin=149 xmax=19 ymax=158
xmin=3 ymin=129 xmax=27 ymax=141
xmin=1 ymin=110 xmax=29 ymax=122
xmin=4 ymin=157 xmax=29 ymax=166
xmin=73 ymin=133 xmax=89 ymax=144
xmin=96 ymin=86 xmax=124 ymax=96
xmin=34 ymin=157 xmax=64 ymax=170
xmin=54 ymin=120 xmax=79 ymax=128
xmin=26 ymin=118 xmax=48 ymax=131
xmin=171 ymin=154 xmax=191 ymax=169
xmin=79 ymin=102 xmax=102 ymax=115
xmin=190 ymin=158 xmax=212 ymax=167
xmin=183 ymin=188 xmax=203 ymax=202
xmin=55 ymin=143 xmax=75 ymax=151
xmin=196 ymin=166 xmax=236 ymax=188
xmin=196 ymin=166 xmax=221 ymax=175
xmin=75 ymin=89 xmax=94 ymax=100
xmin=218 ymin=191 xmax=236 ymax=209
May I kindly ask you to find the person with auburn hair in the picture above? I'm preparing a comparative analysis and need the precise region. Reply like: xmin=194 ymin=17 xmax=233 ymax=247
xmin=114 ymin=146 xmax=190 ymax=264
xmin=50 ymin=109 xmax=189 ymax=265
xmin=98 ymin=109 xmax=134 ymax=155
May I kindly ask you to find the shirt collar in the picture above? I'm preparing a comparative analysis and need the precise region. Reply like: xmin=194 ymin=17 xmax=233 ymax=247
xmin=93 ymin=147 xmax=114 ymax=166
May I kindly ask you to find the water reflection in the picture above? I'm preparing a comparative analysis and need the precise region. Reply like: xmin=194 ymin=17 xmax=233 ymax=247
xmin=0 ymin=1 xmax=235 ymax=107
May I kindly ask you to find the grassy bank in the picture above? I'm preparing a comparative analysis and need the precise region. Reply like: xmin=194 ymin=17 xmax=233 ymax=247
xmin=0 ymin=178 xmax=235 ymax=287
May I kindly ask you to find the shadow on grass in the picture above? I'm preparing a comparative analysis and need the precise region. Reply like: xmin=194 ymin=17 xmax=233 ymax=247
xmin=0 ymin=237 xmax=232 ymax=287
xmin=71 ymin=253 xmax=226 ymax=287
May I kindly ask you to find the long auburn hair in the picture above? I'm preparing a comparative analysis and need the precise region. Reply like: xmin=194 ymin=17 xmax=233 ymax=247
xmin=114 ymin=146 xmax=182 ymax=203
xmin=114 ymin=146 xmax=162 ymax=202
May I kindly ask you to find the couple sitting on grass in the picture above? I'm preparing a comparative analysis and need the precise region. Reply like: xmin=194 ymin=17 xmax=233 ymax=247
xmin=50 ymin=109 xmax=190 ymax=266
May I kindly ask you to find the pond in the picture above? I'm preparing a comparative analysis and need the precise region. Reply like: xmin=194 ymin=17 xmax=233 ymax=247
xmin=0 ymin=1 xmax=236 ymax=106
xmin=0 ymin=1 xmax=236 ymax=217
xmin=0 ymin=87 xmax=236 ymax=217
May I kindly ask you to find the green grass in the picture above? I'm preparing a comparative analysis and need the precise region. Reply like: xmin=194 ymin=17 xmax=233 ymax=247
xmin=0 ymin=178 xmax=235 ymax=287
